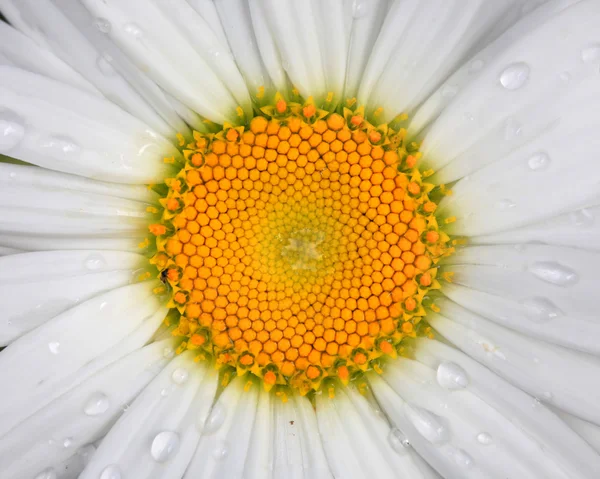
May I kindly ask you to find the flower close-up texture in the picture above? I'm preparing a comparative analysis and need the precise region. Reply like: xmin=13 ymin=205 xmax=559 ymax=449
xmin=1 ymin=0 xmax=600 ymax=478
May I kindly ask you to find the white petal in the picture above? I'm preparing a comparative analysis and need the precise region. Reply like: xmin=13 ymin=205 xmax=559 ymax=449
xmin=245 ymin=390 xmax=332 ymax=479
xmin=0 ymin=66 xmax=180 ymax=183
xmin=0 ymin=340 xmax=172 ymax=479
xmin=80 ymin=352 xmax=218 ymax=479
xmin=80 ymin=0 xmax=247 ymax=124
xmin=0 ymin=249 xmax=150 ymax=346
xmin=316 ymin=384 xmax=438 ymax=479
xmin=371 ymin=340 xmax=600 ymax=478
xmin=359 ymin=0 xmax=516 ymax=120
xmin=442 ymin=244 xmax=600 ymax=354
xmin=183 ymin=376 xmax=259 ymax=479
xmin=0 ymin=245 xmax=22 ymax=256
xmin=428 ymin=297 xmax=600 ymax=424
xmin=0 ymin=281 xmax=167 ymax=436
xmin=555 ymin=410 xmax=600 ymax=454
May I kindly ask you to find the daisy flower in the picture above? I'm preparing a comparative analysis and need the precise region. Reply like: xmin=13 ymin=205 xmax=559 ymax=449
xmin=1 ymin=0 xmax=600 ymax=478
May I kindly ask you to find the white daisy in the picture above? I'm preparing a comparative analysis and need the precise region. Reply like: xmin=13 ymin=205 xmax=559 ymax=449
xmin=1 ymin=1 xmax=600 ymax=478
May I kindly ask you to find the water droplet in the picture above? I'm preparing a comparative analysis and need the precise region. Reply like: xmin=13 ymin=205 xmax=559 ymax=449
xmin=441 ymin=85 xmax=458 ymax=98
xmin=504 ymin=118 xmax=522 ymax=140
xmin=404 ymin=404 xmax=449 ymax=445
xmin=212 ymin=439 xmax=230 ymax=460
xmin=520 ymin=297 xmax=563 ymax=322
xmin=150 ymin=431 xmax=180 ymax=463
xmin=84 ymin=392 xmax=110 ymax=416
xmin=8 ymin=171 xmax=16 ymax=179
xmin=63 ymin=437 xmax=73 ymax=448
xmin=436 ymin=361 xmax=469 ymax=390
xmin=163 ymin=347 xmax=175 ymax=359
xmin=85 ymin=253 xmax=106 ymax=271
xmin=388 ymin=428 xmax=410 ymax=453
xmin=100 ymin=465 xmax=122 ymax=479
xmin=463 ymin=112 xmax=475 ymax=122
xmin=500 ymin=62 xmax=530 ymax=90
xmin=97 ymin=53 xmax=117 ymax=76
xmin=581 ymin=44 xmax=600 ymax=64
xmin=559 ymin=71 xmax=571 ymax=84
xmin=202 ymin=403 xmax=226 ymax=434
xmin=39 ymin=136 xmax=80 ymax=158
xmin=452 ymin=448 xmax=474 ymax=468
xmin=477 ymin=432 xmax=493 ymax=445
xmin=542 ymin=391 xmax=554 ymax=400
xmin=48 ymin=342 xmax=60 ymax=354
xmin=94 ymin=18 xmax=112 ymax=33
xmin=529 ymin=261 xmax=579 ymax=287
xmin=496 ymin=199 xmax=516 ymax=210
xmin=527 ymin=152 xmax=550 ymax=171
xmin=351 ymin=0 xmax=369 ymax=18
xmin=570 ymin=209 xmax=594 ymax=227
xmin=171 ymin=368 xmax=189 ymax=385
xmin=34 ymin=468 xmax=57 ymax=479
xmin=77 ymin=444 xmax=97 ymax=465
xmin=124 ymin=23 xmax=143 ymax=38
xmin=160 ymin=388 xmax=170 ymax=397
xmin=469 ymin=59 xmax=484 ymax=74
xmin=0 ymin=113 xmax=25 ymax=152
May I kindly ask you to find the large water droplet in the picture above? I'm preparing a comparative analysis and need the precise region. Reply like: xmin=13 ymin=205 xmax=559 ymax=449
xmin=452 ymin=448 xmax=474 ymax=468
xmin=477 ymin=432 xmax=493 ymax=445
xmin=570 ymin=209 xmax=594 ymax=227
xmin=404 ymin=405 xmax=449 ymax=445
xmin=202 ymin=403 xmax=226 ymax=434
xmin=212 ymin=439 xmax=230 ymax=460
xmin=151 ymin=431 xmax=180 ymax=463
xmin=520 ymin=297 xmax=563 ymax=322
xmin=100 ymin=465 xmax=122 ymax=479
xmin=85 ymin=253 xmax=107 ymax=271
xmin=0 ymin=114 xmax=25 ymax=152
xmin=436 ymin=361 xmax=469 ymax=390
xmin=351 ymin=0 xmax=369 ymax=18
xmin=34 ymin=469 xmax=57 ymax=479
xmin=94 ymin=18 xmax=112 ymax=33
xmin=529 ymin=261 xmax=579 ymax=287
xmin=581 ymin=44 xmax=600 ymax=64
xmin=388 ymin=428 xmax=410 ymax=453
xmin=527 ymin=152 xmax=550 ymax=171
xmin=84 ymin=392 xmax=110 ymax=416
xmin=48 ymin=342 xmax=60 ymax=355
xmin=171 ymin=368 xmax=189 ymax=385
xmin=500 ymin=62 xmax=530 ymax=90
xmin=124 ymin=23 xmax=143 ymax=38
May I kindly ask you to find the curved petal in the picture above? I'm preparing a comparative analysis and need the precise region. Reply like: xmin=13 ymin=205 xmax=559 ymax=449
xmin=80 ymin=352 xmax=218 ymax=479
xmin=244 ymin=390 xmax=332 ymax=479
xmin=0 ymin=340 xmax=173 ymax=479
xmin=183 ymin=376 xmax=259 ymax=478
xmin=0 ymin=66 xmax=180 ymax=183
xmin=371 ymin=341 xmax=600 ymax=478
xmin=555 ymin=410 xmax=600 ymax=454
xmin=0 ymin=281 xmax=167 ymax=436
xmin=0 ymin=250 xmax=150 ymax=346
xmin=316 ymin=384 xmax=439 ymax=479
xmin=441 ymin=244 xmax=600 ymax=354
xmin=428 ymin=298 xmax=600 ymax=425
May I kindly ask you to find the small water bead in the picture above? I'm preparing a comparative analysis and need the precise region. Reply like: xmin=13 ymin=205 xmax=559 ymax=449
xmin=581 ymin=44 xmax=600 ymax=64
xmin=529 ymin=261 xmax=579 ymax=287
xmin=496 ymin=199 xmax=516 ymax=210
xmin=212 ymin=439 xmax=230 ymax=460
xmin=559 ymin=71 xmax=571 ymax=84
xmin=94 ymin=18 xmax=112 ymax=33
xmin=63 ymin=437 xmax=73 ymax=448
xmin=85 ymin=254 xmax=107 ymax=271
xmin=436 ymin=361 xmax=469 ymax=390
xmin=39 ymin=136 xmax=81 ymax=157
xmin=100 ymin=465 xmax=122 ymax=479
xmin=388 ymin=428 xmax=410 ymax=453
xmin=34 ymin=468 xmax=57 ymax=479
xmin=520 ymin=297 xmax=563 ymax=323
xmin=500 ymin=62 xmax=530 ymax=90
xmin=84 ymin=392 xmax=110 ymax=416
xmin=0 ymin=116 xmax=25 ymax=152
xmin=161 ymin=388 xmax=170 ymax=397
xmin=97 ymin=53 xmax=117 ymax=76
xmin=504 ymin=118 xmax=522 ymax=140
xmin=452 ymin=448 xmax=474 ymax=468
xmin=163 ymin=347 xmax=175 ymax=359
xmin=171 ymin=368 xmax=189 ymax=385
xmin=441 ymin=85 xmax=458 ymax=98
xmin=570 ymin=209 xmax=594 ymax=227
xmin=48 ymin=341 xmax=60 ymax=354
xmin=151 ymin=431 xmax=180 ymax=463
xmin=404 ymin=405 xmax=449 ymax=445
xmin=351 ymin=0 xmax=369 ymax=18
xmin=202 ymin=403 xmax=226 ymax=434
xmin=527 ymin=152 xmax=551 ymax=171
xmin=476 ymin=432 xmax=493 ymax=445
xmin=124 ymin=23 xmax=143 ymax=38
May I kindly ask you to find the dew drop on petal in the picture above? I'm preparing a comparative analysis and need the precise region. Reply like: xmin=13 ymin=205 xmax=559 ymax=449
xmin=436 ymin=361 xmax=469 ymax=390
xmin=500 ymin=62 xmax=530 ymax=90
xmin=34 ymin=468 xmax=57 ymax=479
xmin=39 ymin=135 xmax=81 ymax=158
xmin=94 ymin=18 xmax=112 ymax=33
xmin=496 ymin=199 xmax=516 ymax=210
xmin=441 ymin=85 xmax=458 ymax=98
xmin=163 ymin=347 xmax=175 ymax=359
xmin=202 ymin=403 xmax=226 ymax=434
xmin=404 ymin=404 xmax=449 ymax=445
xmin=77 ymin=444 xmax=97 ymax=465
xmin=212 ymin=439 xmax=230 ymax=460
xmin=0 ymin=114 xmax=25 ymax=152
xmin=504 ymin=118 xmax=522 ymax=140
xmin=85 ymin=254 xmax=107 ymax=271
xmin=529 ymin=261 xmax=579 ymax=287
xmin=100 ymin=465 xmax=122 ymax=479
xmin=581 ymin=44 xmax=600 ymax=64
xmin=477 ymin=432 xmax=493 ymax=445
xmin=351 ymin=0 xmax=369 ymax=18
xmin=97 ymin=53 xmax=117 ymax=76
xmin=520 ymin=297 xmax=563 ymax=323
xmin=171 ymin=368 xmax=189 ymax=384
xmin=527 ymin=152 xmax=550 ymax=171
xmin=124 ymin=23 xmax=143 ymax=38
xmin=48 ymin=341 xmax=60 ymax=355
xmin=63 ymin=437 xmax=73 ymax=448
xmin=84 ymin=392 xmax=110 ymax=416
xmin=151 ymin=431 xmax=180 ymax=463
xmin=388 ymin=428 xmax=410 ymax=453
xmin=570 ymin=209 xmax=594 ymax=227
xmin=161 ymin=388 xmax=170 ymax=397
xmin=452 ymin=448 xmax=474 ymax=468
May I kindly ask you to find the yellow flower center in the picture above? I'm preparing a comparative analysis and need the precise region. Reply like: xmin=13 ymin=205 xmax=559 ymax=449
xmin=149 ymin=98 xmax=450 ymax=394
